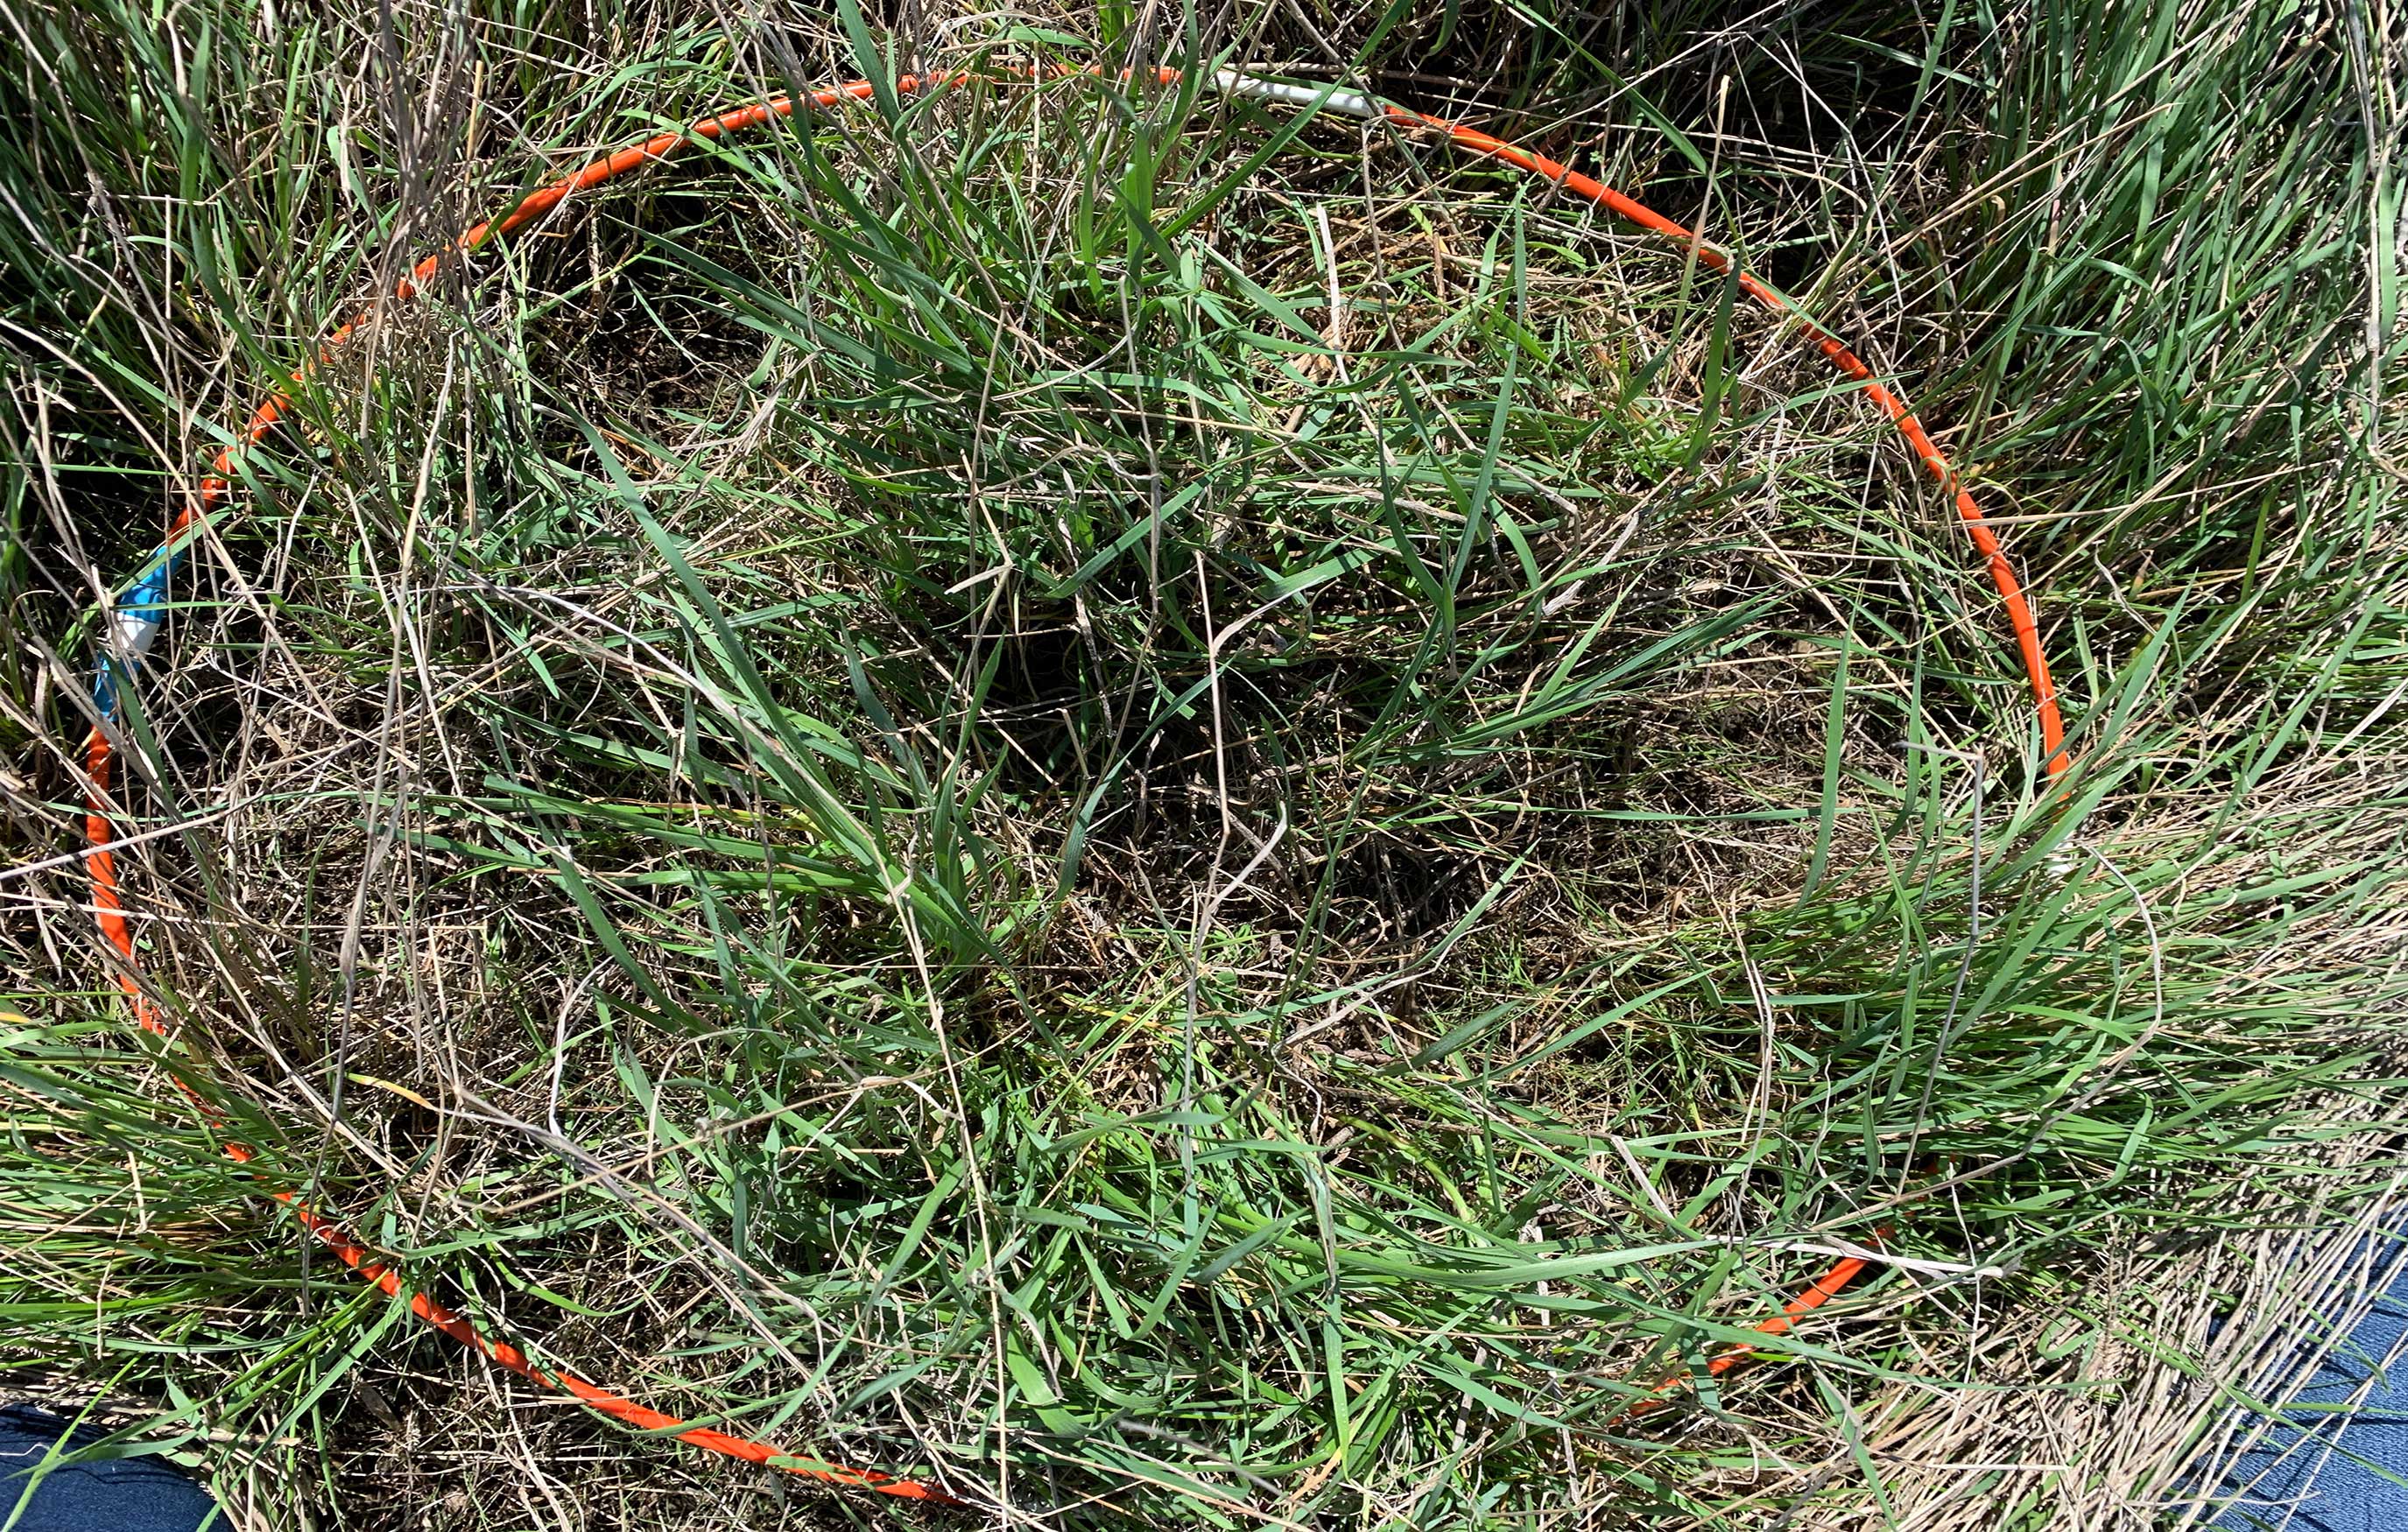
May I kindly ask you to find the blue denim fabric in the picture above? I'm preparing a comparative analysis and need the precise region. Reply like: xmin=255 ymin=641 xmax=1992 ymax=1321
xmin=0 ymin=1406 xmax=220 ymax=1532
xmin=2219 ymin=1267 xmax=2408 ymax=1532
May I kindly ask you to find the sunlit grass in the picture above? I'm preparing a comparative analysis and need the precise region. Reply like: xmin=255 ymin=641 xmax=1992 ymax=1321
xmin=1 ymin=1 xmax=2402 ymax=1526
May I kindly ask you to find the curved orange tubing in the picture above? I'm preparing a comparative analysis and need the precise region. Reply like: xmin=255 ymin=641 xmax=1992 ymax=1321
xmin=79 ymin=60 xmax=2067 ymax=1497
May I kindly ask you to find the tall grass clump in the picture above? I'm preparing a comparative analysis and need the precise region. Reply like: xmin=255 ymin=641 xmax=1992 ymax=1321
xmin=1 ymin=0 xmax=2402 ymax=1527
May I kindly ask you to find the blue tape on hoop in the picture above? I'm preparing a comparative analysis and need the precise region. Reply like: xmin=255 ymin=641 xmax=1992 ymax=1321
xmin=91 ymin=544 xmax=181 ymax=723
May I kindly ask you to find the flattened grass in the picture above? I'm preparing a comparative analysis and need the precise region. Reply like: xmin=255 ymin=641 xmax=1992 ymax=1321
xmin=1 ymin=1 xmax=2402 ymax=1527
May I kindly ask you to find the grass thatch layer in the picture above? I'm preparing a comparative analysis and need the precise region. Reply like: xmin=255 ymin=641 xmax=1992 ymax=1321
xmin=2 ymin=1 xmax=2404 ymax=1526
